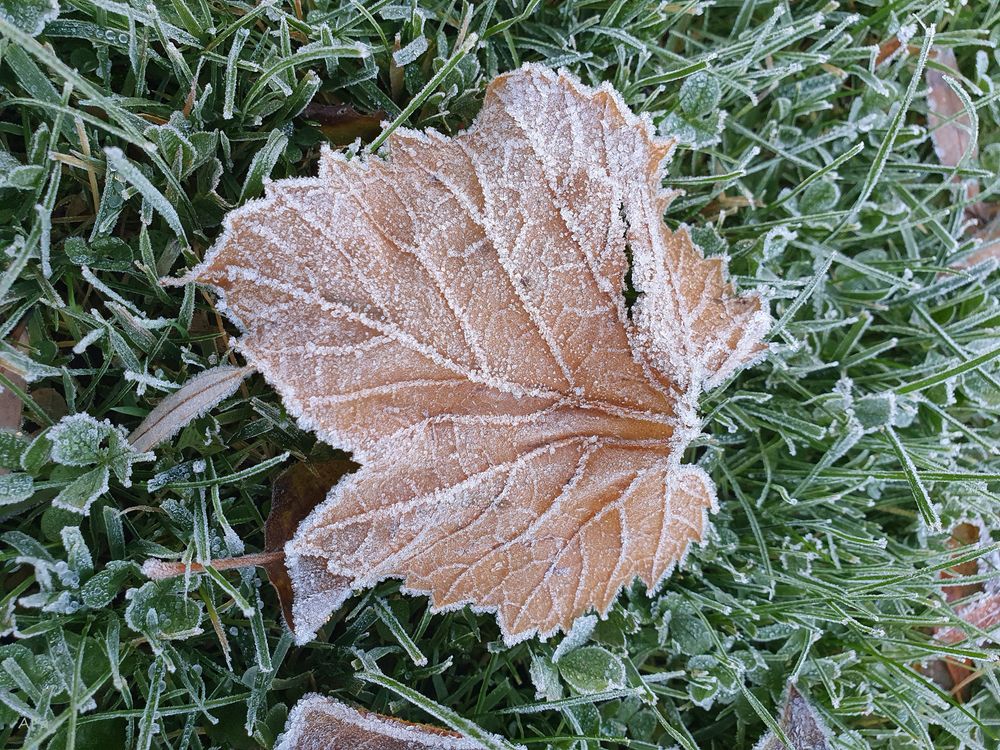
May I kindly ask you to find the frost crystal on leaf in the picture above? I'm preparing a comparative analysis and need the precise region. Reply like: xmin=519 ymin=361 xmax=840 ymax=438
xmin=275 ymin=695 xmax=483 ymax=750
xmin=188 ymin=64 xmax=770 ymax=645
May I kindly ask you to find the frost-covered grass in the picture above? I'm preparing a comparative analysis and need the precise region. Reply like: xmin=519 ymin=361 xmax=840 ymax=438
xmin=1 ymin=1 xmax=1000 ymax=749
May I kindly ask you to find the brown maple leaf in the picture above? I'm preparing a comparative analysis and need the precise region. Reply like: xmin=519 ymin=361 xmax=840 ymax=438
xmin=276 ymin=695 xmax=482 ymax=750
xmin=186 ymin=64 xmax=769 ymax=644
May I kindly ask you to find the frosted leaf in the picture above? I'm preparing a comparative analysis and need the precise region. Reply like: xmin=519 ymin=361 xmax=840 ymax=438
xmin=528 ymin=653 xmax=563 ymax=701
xmin=60 ymin=526 xmax=93 ymax=576
xmin=128 ymin=365 xmax=252 ymax=452
xmin=81 ymin=560 xmax=137 ymax=609
xmin=124 ymin=580 xmax=204 ymax=649
xmin=275 ymin=695 xmax=482 ymax=750
xmin=557 ymin=645 xmax=627 ymax=694
xmin=52 ymin=465 xmax=109 ymax=516
xmin=48 ymin=413 xmax=151 ymax=488
xmin=753 ymin=685 xmax=830 ymax=750
xmin=678 ymin=72 xmax=721 ymax=118
xmin=49 ymin=413 xmax=111 ymax=466
xmin=853 ymin=392 xmax=896 ymax=431
xmin=147 ymin=460 xmax=198 ymax=492
xmin=0 ymin=473 xmax=33 ymax=506
xmin=552 ymin=614 xmax=597 ymax=662
xmin=0 ymin=149 xmax=44 ymax=190
xmin=188 ymin=64 xmax=770 ymax=645
xmin=0 ymin=0 xmax=59 ymax=37
xmin=0 ymin=341 xmax=61 ymax=382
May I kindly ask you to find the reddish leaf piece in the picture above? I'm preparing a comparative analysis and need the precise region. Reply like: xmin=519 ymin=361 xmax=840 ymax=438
xmin=919 ymin=522 xmax=999 ymax=699
xmin=955 ymin=217 xmax=1000 ymax=270
xmin=939 ymin=594 xmax=1000 ymax=645
xmin=0 ymin=325 xmax=28 ymax=437
xmin=188 ymin=64 xmax=769 ymax=644
xmin=924 ymin=47 xmax=1000 ymax=268
xmin=926 ymin=48 xmax=978 ymax=187
xmin=753 ymin=685 xmax=830 ymax=750
xmin=276 ymin=695 xmax=481 ymax=750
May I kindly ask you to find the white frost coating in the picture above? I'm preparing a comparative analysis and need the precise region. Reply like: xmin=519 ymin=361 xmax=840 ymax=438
xmin=393 ymin=36 xmax=428 ymax=67
xmin=0 ymin=0 xmax=59 ymax=37
xmin=72 ymin=327 xmax=106 ymax=354
xmin=184 ymin=64 xmax=770 ymax=646
xmin=49 ymin=413 xmax=112 ymax=466
xmin=128 ymin=365 xmax=252 ymax=452
xmin=275 ymin=694 xmax=485 ymax=750
xmin=552 ymin=613 xmax=597 ymax=662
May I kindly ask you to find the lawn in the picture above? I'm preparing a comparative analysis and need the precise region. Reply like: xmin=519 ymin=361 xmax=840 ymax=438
xmin=1 ymin=1 xmax=1000 ymax=749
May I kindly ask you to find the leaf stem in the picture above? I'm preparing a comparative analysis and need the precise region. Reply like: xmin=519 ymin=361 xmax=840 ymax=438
xmin=142 ymin=551 xmax=285 ymax=580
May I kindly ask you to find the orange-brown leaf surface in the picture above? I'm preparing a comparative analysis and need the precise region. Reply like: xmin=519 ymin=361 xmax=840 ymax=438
xmin=276 ymin=695 xmax=481 ymax=750
xmin=189 ymin=65 xmax=769 ymax=644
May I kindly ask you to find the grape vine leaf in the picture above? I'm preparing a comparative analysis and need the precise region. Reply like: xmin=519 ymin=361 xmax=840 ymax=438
xmin=187 ymin=64 xmax=769 ymax=645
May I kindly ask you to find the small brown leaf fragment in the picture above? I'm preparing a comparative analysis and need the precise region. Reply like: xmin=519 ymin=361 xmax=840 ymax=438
xmin=934 ymin=590 xmax=1000 ymax=700
xmin=926 ymin=47 xmax=978 ymax=204
xmin=302 ymin=102 xmax=386 ymax=146
xmin=937 ymin=594 xmax=1000 ymax=646
xmin=265 ymin=458 xmax=357 ymax=631
xmin=188 ymin=64 xmax=770 ymax=645
xmin=275 ymin=695 xmax=482 ymax=750
xmin=916 ymin=519 xmax=1000 ymax=700
xmin=753 ymin=685 xmax=830 ymax=750
xmin=0 ymin=326 xmax=28 ymax=439
xmin=953 ymin=215 xmax=1000 ymax=270
xmin=940 ymin=522 xmax=983 ymax=604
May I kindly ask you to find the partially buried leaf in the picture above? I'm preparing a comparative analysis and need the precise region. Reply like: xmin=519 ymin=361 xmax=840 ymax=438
xmin=924 ymin=48 xmax=1000 ymax=268
xmin=302 ymin=102 xmax=386 ymax=146
xmin=265 ymin=458 xmax=357 ymax=630
xmin=275 ymin=695 xmax=481 ymax=750
xmin=753 ymin=685 xmax=830 ymax=750
xmin=954 ymin=215 xmax=1000 ymax=270
xmin=926 ymin=48 xmax=977 ymax=177
xmin=186 ymin=64 xmax=769 ymax=645
xmin=937 ymin=593 xmax=1000 ymax=646
xmin=0 ymin=326 xmax=28 ymax=440
xmin=128 ymin=365 xmax=252 ymax=452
